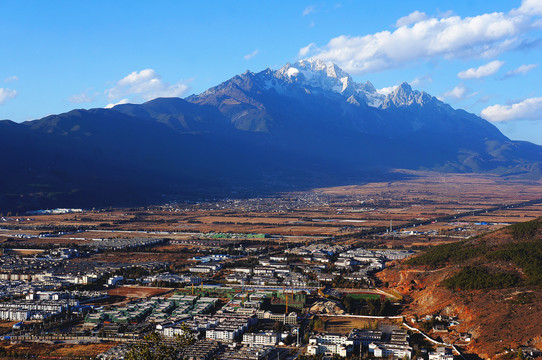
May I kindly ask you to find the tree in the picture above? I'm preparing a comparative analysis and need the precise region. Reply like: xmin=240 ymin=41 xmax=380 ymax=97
xmin=125 ymin=332 xmax=169 ymax=360
xmin=174 ymin=323 xmax=196 ymax=348
xmin=273 ymin=320 xmax=284 ymax=333
xmin=125 ymin=327 xmax=195 ymax=360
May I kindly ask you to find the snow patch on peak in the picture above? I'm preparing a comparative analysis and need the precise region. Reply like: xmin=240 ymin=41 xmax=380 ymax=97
xmin=379 ymin=82 xmax=435 ymax=108
xmin=396 ymin=82 xmax=412 ymax=93
xmin=340 ymin=77 xmax=350 ymax=92
xmin=347 ymin=95 xmax=360 ymax=106
xmin=363 ymin=81 xmax=376 ymax=93
xmin=277 ymin=59 xmax=358 ymax=97
xmin=297 ymin=58 xmax=328 ymax=72
xmin=377 ymin=86 xmax=398 ymax=96
xmin=286 ymin=67 xmax=300 ymax=77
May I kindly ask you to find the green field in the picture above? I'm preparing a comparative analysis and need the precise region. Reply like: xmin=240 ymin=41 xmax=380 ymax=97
xmin=345 ymin=293 xmax=386 ymax=301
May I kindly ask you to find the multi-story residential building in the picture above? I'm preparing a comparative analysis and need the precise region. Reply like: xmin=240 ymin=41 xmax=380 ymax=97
xmin=242 ymin=332 xmax=279 ymax=346
xmin=369 ymin=342 xmax=412 ymax=359
xmin=428 ymin=347 xmax=454 ymax=360
xmin=348 ymin=328 xmax=383 ymax=346
xmin=206 ymin=328 xmax=237 ymax=342
xmin=256 ymin=310 xmax=297 ymax=325
xmin=307 ymin=334 xmax=353 ymax=357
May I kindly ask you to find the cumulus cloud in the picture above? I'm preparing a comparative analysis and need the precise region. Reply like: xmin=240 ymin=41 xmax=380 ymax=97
xmin=301 ymin=2 xmax=541 ymax=75
xmin=481 ymin=97 xmax=542 ymax=122
xmin=298 ymin=43 xmax=317 ymax=58
xmin=107 ymin=69 xmax=189 ymax=102
xmin=395 ymin=11 xmax=428 ymax=27
xmin=506 ymin=63 xmax=538 ymax=76
xmin=105 ymin=98 xmax=130 ymax=109
xmin=514 ymin=0 xmax=542 ymax=15
xmin=244 ymin=49 xmax=259 ymax=60
xmin=458 ymin=60 xmax=505 ymax=79
xmin=443 ymin=85 xmax=469 ymax=100
xmin=0 ymin=88 xmax=17 ymax=104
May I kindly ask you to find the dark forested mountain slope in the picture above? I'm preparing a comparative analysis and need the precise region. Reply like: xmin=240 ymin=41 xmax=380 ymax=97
xmin=1 ymin=60 xmax=541 ymax=211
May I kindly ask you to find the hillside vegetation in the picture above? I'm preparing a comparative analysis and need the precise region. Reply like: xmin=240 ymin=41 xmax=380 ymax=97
xmin=405 ymin=218 xmax=542 ymax=290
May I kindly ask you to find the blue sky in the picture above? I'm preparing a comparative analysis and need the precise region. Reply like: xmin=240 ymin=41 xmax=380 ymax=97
xmin=2 ymin=0 xmax=542 ymax=144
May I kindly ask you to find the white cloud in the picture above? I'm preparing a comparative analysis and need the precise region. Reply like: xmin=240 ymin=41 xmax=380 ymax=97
xmin=298 ymin=43 xmax=317 ymax=57
xmin=68 ymin=92 xmax=93 ymax=104
xmin=481 ymin=97 xmax=542 ymax=122
xmin=107 ymin=69 xmax=189 ymax=102
xmin=514 ymin=0 xmax=542 ymax=15
xmin=410 ymin=74 xmax=433 ymax=86
xmin=443 ymin=85 xmax=469 ymax=100
xmin=244 ymin=49 xmax=259 ymax=60
xmin=105 ymin=98 xmax=130 ymax=109
xmin=0 ymin=88 xmax=17 ymax=104
xmin=395 ymin=11 xmax=428 ymax=27
xmin=506 ymin=63 xmax=538 ymax=76
xmin=4 ymin=76 xmax=18 ymax=82
xmin=303 ymin=5 xmax=317 ymax=16
xmin=457 ymin=60 xmax=505 ymax=79
xmin=301 ymin=3 xmax=540 ymax=75
xmin=377 ymin=85 xmax=397 ymax=95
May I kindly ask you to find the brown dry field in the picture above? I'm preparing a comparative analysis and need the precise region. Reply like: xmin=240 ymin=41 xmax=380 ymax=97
xmin=0 ymin=340 xmax=118 ymax=359
xmin=320 ymin=316 xmax=402 ymax=334
xmin=80 ymin=251 xmax=197 ymax=267
xmin=107 ymin=286 xmax=172 ymax=298
xmin=2 ymin=171 xmax=541 ymax=247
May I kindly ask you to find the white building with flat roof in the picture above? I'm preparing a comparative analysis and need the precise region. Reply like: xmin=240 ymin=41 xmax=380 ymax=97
xmin=242 ymin=332 xmax=279 ymax=347
xmin=369 ymin=342 xmax=412 ymax=359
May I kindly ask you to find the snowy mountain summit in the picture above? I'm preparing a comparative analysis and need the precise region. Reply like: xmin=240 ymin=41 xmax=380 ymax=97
xmin=196 ymin=59 xmax=437 ymax=111
xmin=274 ymin=59 xmax=433 ymax=109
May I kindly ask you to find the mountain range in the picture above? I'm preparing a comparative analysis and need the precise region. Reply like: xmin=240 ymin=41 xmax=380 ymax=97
xmin=1 ymin=59 xmax=541 ymax=212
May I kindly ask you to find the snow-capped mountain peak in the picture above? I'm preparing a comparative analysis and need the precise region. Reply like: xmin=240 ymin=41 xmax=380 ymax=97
xmin=275 ymin=59 xmax=389 ymax=107
xmin=275 ymin=59 xmax=383 ymax=106
xmin=201 ymin=59 xmax=436 ymax=110
xmin=380 ymin=81 xmax=434 ymax=108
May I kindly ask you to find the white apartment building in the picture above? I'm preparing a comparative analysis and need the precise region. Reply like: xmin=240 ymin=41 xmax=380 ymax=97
xmin=242 ymin=332 xmax=279 ymax=346
xmin=428 ymin=347 xmax=454 ymax=360
xmin=307 ymin=334 xmax=354 ymax=357
xmin=369 ymin=342 xmax=412 ymax=359
xmin=206 ymin=329 xmax=236 ymax=342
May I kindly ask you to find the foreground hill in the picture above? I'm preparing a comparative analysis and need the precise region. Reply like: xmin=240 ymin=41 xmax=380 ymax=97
xmin=1 ymin=59 xmax=542 ymax=211
xmin=380 ymin=218 xmax=542 ymax=358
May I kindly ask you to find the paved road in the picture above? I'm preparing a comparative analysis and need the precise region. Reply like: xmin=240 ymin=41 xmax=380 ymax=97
xmin=290 ymin=345 xmax=307 ymax=359
xmin=8 ymin=334 xmax=134 ymax=343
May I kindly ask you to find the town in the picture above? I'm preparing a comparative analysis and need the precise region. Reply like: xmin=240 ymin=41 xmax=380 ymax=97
xmin=0 ymin=175 xmax=542 ymax=359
